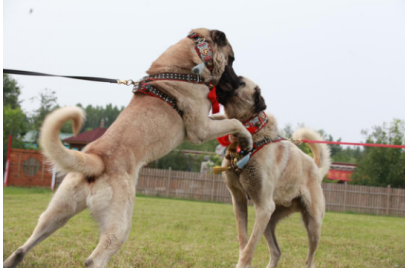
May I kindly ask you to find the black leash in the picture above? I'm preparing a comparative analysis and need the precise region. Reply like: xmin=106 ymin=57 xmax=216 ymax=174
xmin=3 ymin=69 xmax=125 ymax=84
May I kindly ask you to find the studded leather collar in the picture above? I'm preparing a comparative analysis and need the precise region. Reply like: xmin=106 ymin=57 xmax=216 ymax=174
xmin=148 ymin=73 xmax=204 ymax=83
xmin=133 ymin=79 xmax=183 ymax=116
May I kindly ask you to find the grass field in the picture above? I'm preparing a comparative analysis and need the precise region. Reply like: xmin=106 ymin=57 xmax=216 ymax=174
xmin=3 ymin=187 xmax=405 ymax=268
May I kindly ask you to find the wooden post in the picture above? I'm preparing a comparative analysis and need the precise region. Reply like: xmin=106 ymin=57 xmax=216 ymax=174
xmin=146 ymin=169 xmax=150 ymax=194
xmin=343 ymin=182 xmax=347 ymax=211
xmin=166 ymin=167 xmax=172 ymax=197
xmin=386 ymin=185 xmax=391 ymax=215
xmin=210 ymin=172 xmax=215 ymax=202
xmin=154 ymin=170 xmax=157 ymax=195
xmin=17 ymin=154 xmax=21 ymax=178
xmin=41 ymin=155 xmax=45 ymax=181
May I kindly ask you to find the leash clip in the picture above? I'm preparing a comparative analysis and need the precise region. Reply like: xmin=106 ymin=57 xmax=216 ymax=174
xmin=117 ymin=79 xmax=136 ymax=86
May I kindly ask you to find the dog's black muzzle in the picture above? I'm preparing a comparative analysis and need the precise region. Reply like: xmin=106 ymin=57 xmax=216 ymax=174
xmin=216 ymin=65 xmax=241 ymax=105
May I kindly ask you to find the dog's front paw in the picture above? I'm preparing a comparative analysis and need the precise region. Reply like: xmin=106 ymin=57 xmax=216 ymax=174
xmin=236 ymin=135 xmax=253 ymax=152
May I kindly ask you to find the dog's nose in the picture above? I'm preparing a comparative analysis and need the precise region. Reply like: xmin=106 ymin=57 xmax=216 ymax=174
xmin=238 ymin=76 xmax=244 ymax=86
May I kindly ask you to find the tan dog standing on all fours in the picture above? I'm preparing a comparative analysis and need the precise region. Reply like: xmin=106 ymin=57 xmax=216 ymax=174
xmin=211 ymin=77 xmax=331 ymax=268
xmin=3 ymin=29 xmax=253 ymax=268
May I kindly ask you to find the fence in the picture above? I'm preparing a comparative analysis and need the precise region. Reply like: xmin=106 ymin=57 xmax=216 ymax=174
xmin=137 ymin=168 xmax=405 ymax=217
xmin=6 ymin=149 xmax=64 ymax=188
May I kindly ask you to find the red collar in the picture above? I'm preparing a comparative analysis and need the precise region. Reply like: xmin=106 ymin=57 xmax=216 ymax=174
xmin=217 ymin=111 xmax=268 ymax=146
xmin=188 ymin=33 xmax=214 ymax=72
xmin=187 ymin=32 xmax=218 ymax=113
xmin=243 ymin=111 xmax=268 ymax=135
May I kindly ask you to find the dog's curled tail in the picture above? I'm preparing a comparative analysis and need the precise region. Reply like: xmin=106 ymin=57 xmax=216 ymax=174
xmin=40 ymin=106 xmax=105 ymax=177
xmin=293 ymin=128 xmax=331 ymax=178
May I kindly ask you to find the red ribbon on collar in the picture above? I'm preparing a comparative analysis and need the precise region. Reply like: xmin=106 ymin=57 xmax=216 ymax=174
xmin=207 ymin=83 xmax=220 ymax=114
xmin=217 ymin=135 xmax=232 ymax=147
xmin=216 ymin=111 xmax=267 ymax=146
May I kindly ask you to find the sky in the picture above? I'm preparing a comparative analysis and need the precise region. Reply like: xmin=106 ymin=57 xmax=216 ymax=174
xmin=3 ymin=0 xmax=405 ymax=144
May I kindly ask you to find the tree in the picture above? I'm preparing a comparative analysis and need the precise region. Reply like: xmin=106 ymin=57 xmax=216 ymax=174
xmin=3 ymin=74 xmax=21 ymax=109
xmin=177 ymin=139 xmax=219 ymax=152
xmin=281 ymin=124 xmax=293 ymax=139
xmin=29 ymin=89 xmax=58 ymax=130
xmin=3 ymin=75 xmax=28 ymax=167
xmin=351 ymin=119 xmax=405 ymax=188
xmin=282 ymin=124 xmax=362 ymax=164
xmin=149 ymin=139 xmax=222 ymax=171
xmin=3 ymin=106 xmax=28 ymax=166
xmin=149 ymin=150 xmax=221 ymax=172
xmin=78 ymin=104 xmax=124 ymax=132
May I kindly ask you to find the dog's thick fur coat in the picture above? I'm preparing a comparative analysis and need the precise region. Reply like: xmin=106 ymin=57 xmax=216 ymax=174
xmin=3 ymin=29 xmax=252 ymax=268
xmin=213 ymin=77 xmax=331 ymax=268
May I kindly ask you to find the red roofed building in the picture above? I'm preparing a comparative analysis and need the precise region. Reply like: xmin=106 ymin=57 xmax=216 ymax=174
xmin=63 ymin=120 xmax=107 ymax=151
xmin=327 ymin=162 xmax=356 ymax=183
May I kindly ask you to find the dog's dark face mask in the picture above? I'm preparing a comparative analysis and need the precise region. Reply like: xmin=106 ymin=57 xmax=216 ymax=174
xmin=216 ymin=59 xmax=240 ymax=105
xmin=209 ymin=30 xmax=241 ymax=105
xmin=253 ymin=86 xmax=267 ymax=114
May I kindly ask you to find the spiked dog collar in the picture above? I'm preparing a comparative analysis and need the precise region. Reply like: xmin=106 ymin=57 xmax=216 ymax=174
xmin=188 ymin=33 xmax=214 ymax=72
xmin=133 ymin=79 xmax=183 ymax=117
xmin=148 ymin=73 xmax=204 ymax=83
xmin=140 ymin=71 xmax=219 ymax=115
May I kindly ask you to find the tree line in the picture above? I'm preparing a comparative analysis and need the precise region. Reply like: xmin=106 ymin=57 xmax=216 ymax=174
xmin=3 ymin=74 xmax=405 ymax=187
xmin=3 ymin=74 xmax=124 ymax=162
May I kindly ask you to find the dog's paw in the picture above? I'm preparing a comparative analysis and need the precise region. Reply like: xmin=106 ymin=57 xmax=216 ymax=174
xmin=236 ymin=135 xmax=253 ymax=152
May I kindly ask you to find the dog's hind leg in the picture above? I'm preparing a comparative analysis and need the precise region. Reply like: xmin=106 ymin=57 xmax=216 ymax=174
xmin=3 ymin=172 xmax=88 ymax=268
xmin=85 ymin=174 xmax=135 ymax=268
xmin=264 ymin=219 xmax=280 ymax=268
xmin=301 ymin=184 xmax=325 ymax=268
xmin=263 ymin=206 xmax=292 ymax=268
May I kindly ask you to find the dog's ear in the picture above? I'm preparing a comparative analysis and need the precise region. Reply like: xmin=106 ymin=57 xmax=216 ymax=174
xmin=210 ymin=30 xmax=227 ymax=47
xmin=253 ymin=86 xmax=267 ymax=113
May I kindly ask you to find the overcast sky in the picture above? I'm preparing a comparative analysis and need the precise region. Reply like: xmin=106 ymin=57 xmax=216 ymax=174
xmin=3 ymin=0 xmax=405 ymax=144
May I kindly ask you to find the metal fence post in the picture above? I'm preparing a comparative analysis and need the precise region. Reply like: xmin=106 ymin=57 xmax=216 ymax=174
xmin=386 ymin=185 xmax=391 ymax=215
xmin=166 ymin=167 xmax=172 ymax=197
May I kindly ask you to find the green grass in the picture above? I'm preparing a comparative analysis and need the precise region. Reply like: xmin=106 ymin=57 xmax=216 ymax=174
xmin=3 ymin=187 xmax=405 ymax=267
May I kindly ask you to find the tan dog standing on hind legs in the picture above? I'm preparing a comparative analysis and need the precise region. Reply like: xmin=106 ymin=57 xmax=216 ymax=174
xmin=212 ymin=77 xmax=331 ymax=268
xmin=3 ymin=28 xmax=253 ymax=268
